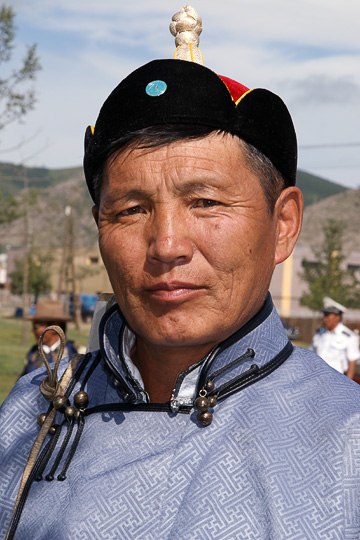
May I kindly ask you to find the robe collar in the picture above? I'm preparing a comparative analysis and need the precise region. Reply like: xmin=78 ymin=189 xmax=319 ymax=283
xmin=99 ymin=293 xmax=291 ymax=406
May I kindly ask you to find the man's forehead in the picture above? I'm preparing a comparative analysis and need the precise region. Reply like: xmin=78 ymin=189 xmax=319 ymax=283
xmin=99 ymin=138 xmax=267 ymax=208
xmin=105 ymin=132 xmax=242 ymax=169
xmin=103 ymin=135 xmax=248 ymax=187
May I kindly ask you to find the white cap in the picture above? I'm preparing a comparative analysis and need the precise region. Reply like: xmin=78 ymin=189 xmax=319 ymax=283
xmin=322 ymin=296 xmax=347 ymax=315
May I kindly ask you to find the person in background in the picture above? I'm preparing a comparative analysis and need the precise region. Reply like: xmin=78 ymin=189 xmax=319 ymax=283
xmin=310 ymin=296 xmax=360 ymax=379
xmin=22 ymin=298 xmax=79 ymax=375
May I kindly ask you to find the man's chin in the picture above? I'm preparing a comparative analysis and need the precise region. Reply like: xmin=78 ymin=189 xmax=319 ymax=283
xmin=133 ymin=315 xmax=223 ymax=351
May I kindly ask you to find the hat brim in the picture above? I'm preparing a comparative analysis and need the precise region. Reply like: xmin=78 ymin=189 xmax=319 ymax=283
xmin=321 ymin=309 xmax=342 ymax=315
xmin=25 ymin=314 xmax=72 ymax=322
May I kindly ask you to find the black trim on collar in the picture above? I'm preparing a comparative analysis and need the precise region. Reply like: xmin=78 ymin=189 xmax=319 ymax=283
xmin=99 ymin=304 xmax=138 ymax=403
xmin=217 ymin=292 xmax=273 ymax=354
xmin=214 ymin=340 xmax=293 ymax=401
xmin=83 ymin=340 xmax=293 ymax=417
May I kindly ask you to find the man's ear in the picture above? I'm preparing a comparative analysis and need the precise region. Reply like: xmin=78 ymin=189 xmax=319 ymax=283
xmin=274 ymin=186 xmax=303 ymax=265
xmin=92 ymin=205 xmax=99 ymax=228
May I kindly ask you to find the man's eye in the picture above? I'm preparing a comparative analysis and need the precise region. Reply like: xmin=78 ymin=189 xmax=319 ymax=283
xmin=194 ymin=199 xmax=220 ymax=208
xmin=121 ymin=206 xmax=143 ymax=216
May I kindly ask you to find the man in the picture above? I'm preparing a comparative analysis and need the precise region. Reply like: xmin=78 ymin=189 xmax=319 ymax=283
xmin=310 ymin=296 xmax=360 ymax=379
xmin=1 ymin=6 xmax=360 ymax=539
xmin=21 ymin=298 xmax=78 ymax=375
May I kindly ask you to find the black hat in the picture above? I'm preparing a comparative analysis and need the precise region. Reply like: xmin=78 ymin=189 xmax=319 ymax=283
xmin=84 ymin=7 xmax=297 ymax=203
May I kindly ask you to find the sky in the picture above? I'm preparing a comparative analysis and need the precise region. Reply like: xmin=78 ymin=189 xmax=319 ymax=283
xmin=1 ymin=0 xmax=360 ymax=189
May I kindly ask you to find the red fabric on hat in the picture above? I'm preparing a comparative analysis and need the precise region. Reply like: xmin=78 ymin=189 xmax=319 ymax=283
xmin=218 ymin=75 xmax=249 ymax=102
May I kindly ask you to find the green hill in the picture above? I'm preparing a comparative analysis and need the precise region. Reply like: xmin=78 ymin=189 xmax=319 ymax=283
xmin=0 ymin=162 xmax=83 ymax=197
xmin=0 ymin=162 xmax=348 ymax=207
xmin=296 ymin=170 xmax=347 ymax=207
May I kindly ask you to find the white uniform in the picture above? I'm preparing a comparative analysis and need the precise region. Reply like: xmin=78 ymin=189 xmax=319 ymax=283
xmin=311 ymin=322 xmax=360 ymax=374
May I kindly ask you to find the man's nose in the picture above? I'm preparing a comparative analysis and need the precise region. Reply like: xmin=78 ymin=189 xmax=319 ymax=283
xmin=146 ymin=208 xmax=194 ymax=266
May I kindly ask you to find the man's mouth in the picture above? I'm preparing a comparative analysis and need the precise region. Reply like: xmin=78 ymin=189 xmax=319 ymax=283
xmin=145 ymin=281 xmax=206 ymax=303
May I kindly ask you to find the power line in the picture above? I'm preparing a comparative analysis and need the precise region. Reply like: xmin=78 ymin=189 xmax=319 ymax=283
xmin=299 ymin=142 xmax=360 ymax=149
xmin=300 ymin=163 xmax=360 ymax=170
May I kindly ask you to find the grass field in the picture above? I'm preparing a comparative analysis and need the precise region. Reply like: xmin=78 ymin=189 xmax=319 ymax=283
xmin=0 ymin=317 xmax=90 ymax=404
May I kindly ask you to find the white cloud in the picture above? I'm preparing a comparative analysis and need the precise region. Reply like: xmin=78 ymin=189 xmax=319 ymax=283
xmin=282 ymin=75 xmax=360 ymax=105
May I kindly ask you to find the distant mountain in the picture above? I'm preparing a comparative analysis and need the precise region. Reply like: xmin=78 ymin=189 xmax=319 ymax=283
xmin=0 ymin=170 xmax=96 ymax=252
xmin=299 ymin=188 xmax=360 ymax=248
xmin=0 ymin=162 xmax=349 ymax=208
xmin=0 ymin=162 xmax=83 ymax=197
xmin=296 ymin=170 xmax=347 ymax=207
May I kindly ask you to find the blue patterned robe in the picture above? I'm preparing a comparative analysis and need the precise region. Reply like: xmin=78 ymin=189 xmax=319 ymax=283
xmin=1 ymin=294 xmax=360 ymax=539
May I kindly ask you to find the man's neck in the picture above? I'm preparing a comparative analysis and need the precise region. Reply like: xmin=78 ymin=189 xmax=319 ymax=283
xmin=131 ymin=340 xmax=217 ymax=403
xmin=328 ymin=322 xmax=341 ymax=333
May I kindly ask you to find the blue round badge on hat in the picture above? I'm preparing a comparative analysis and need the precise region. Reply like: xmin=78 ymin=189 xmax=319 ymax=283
xmin=146 ymin=80 xmax=167 ymax=97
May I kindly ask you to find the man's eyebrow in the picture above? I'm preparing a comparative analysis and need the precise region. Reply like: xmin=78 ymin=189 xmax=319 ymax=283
xmin=106 ymin=182 xmax=219 ymax=201
xmin=106 ymin=188 xmax=150 ymax=201
xmin=173 ymin=181 xmax=218 ymax=195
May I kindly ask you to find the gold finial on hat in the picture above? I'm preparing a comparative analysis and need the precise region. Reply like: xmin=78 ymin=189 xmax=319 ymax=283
xmin=170 ymin=5 xmax=203 ymax=65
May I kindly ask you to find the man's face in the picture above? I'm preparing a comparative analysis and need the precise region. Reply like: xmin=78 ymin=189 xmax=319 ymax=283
xmin=32 ymin=321 xmax=61 ymax=344
xmin=32 ymin=321 xmax=49 ymax=341
xmin=94 ymin=133 xmax=299 ymax=353
xmin=323 ymin=312 xmax=341 ymax=331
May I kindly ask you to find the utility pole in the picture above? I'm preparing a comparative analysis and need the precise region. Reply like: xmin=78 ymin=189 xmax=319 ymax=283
xmin=69 ymin=208 xmax=82 ymax=331
xmin=57 ymin=206 xmax=71 ymax=301
xmin=58 ymin=206 xmax=81 ymax=330
xmin=21 ymin=171 xmax=30 ymax=345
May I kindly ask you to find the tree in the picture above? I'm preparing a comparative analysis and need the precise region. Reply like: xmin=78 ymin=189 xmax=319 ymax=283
xmin=0 ymin=5 xmax=41 ymax=132
xmin=0 ymin=190 xmax=18 ymax=224
xmin=0 ymin=185 xmax=38 ymax=227
xmin=9 ymin=252 xmax=53 ymax=301
xmin=0 ymin=6 xmax=41 ymax=227
xmin=299 ymin=219 xmax=360 ymax=310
